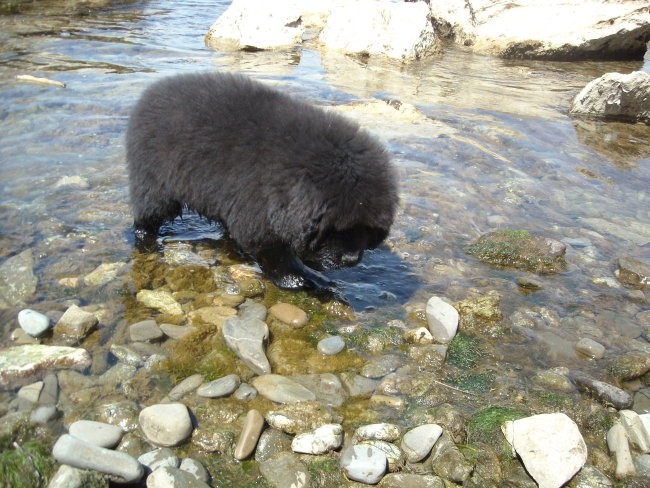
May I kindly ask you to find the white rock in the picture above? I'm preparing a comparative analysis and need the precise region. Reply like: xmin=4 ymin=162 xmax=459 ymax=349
xmin=619 ymin=410 xmax=650 ymax=453
xmin=357 ymin=440 xmax=404 ymax=473
xmin=179 ymin=458 xmax=210 ymax=483
xmin=340 ymin=444 xmax=387 ymax=484
xmin=320 ymin=0 xmax=435 ymax=60
xmin=317 ymin=335 xmax=345 ymax=355
xmin=400 ymin=424 xmax=443 ymax=463
xmin=353 ymin=423 xmax=401 ymax=443
xmin=68 ymin=420 xmax=123 ymax=448
xmin=425 ymin=296 xmax=459 ymax=344
xmin=146 ymin=466 xmax=210 ymax=488
xmin=607 ymin=422 xmax=636 ymax=478
xmin=18 ymin=309 xmax=51 ymax=337
xmin=292 ymin=423 xmax=343 ymax=454
xmin=17 ymin=381 xmax=43 ymax=403
xmin=139 ymin=403 xmax=193 ymax=447
xmin=83 ymin=262 xmax=125 ymax=286
xmin=570 ymin=71 xmax=650 ymax=124
xmin=502 ymin=413 xmax=587 ymax=488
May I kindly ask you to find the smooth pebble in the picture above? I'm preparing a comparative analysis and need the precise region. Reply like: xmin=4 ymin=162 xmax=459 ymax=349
xmin=340 ymin=444 xmax=387 ymax=484
xmin=69 ymin=420 xmax=124 ymax=448
xmin=18 ymin=309 xmax=51 ymax=337
xmin=317 ymin=335 xmax=345 ymax=355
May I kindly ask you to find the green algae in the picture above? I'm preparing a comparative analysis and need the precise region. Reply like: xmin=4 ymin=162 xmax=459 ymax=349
xmin=165 ymin=265 xmax=217 ymax=293
xmin=447 ymin=332 xmax=485 ymax=369
xmin=0 ymin=440 xmax=54 ymax=488
xmin=452 ymin=371 xmax=495 ymax=393
xmin=306 ymin=456 xmax=346 ymax=487
xmin=466 ymin=406 xmax=528 ymax=447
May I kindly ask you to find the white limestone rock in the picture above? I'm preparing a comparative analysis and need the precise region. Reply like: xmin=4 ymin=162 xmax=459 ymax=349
xmin=425 ymin=296 xmax=459 ymax=344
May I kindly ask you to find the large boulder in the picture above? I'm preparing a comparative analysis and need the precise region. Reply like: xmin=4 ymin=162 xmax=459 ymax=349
xmin=429 ymin=0 xmax=650 ymax=60
xmin=570 ymin=71 xmax=650 ymax=124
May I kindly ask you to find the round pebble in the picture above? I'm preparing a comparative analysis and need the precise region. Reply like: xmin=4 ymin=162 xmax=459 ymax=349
xmin=269 ymin=303 xmax=309 ymax=327
xmin=129 ymin=319 xmax=164 ymax=342
xmin=317 ymin=336 xmax=345 ymax=355
xmin=69 ymin=420 xmax=124 ymax=448
xmin=575 ymin=338 xmax=606 ymax=359
xmin=340 ymin=444 xmax=387 ymax=484
xmin=234 ymin=409 xmax=265 ymax=460
xmin=251 ymin=374 xmax=316 ymax=404
xmin=18 ymin=309 xmax=51 ymax=337
xmin=197 ymin=374 xmax=240 ymax=398
xmin=139 ymin=403 xmax=193 ymax=447
xmin=401 ymin=424 xmax=443 ymax=462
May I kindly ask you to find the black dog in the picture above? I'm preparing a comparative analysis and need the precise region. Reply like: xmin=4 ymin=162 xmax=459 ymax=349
xmin=126 ymin=72 xmax=398 ymax=289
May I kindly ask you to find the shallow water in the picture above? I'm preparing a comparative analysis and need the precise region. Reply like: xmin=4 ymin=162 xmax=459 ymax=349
xmin=1 ymin=0 xmax=649 ymax=473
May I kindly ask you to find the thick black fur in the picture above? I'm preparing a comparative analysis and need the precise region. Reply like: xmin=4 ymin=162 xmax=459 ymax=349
xmin=126 ymin=72 xmax=398 ymax=290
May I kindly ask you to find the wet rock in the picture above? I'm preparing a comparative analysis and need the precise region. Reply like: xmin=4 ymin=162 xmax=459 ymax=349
xmin=18 ymin=309 xmax=51 ymax=337
xmin=251 ymin=374 xmax=316 ymax=403
xmin=138 ymin=447 xmax=180 ymax=471
xmin=269 ymin=302 xmax=309 ymax=327
xmin=159 ymin=323 xmax=196 ymax=340
xmin=454 ymin=291 xmax=504 ymax=337
xmin=340 ymin=444 xmax=388 ymax=484
xmin=571 ymin=372 xmax=633 ymax=409
xmin=634 ymin=389 xmax=650 ymax=414
xmin=404 ymin=327 xmax=434 ymax=345
xmin=191 ymin=427 xmax=234 ymax=453
xmin=607 ymin=423 xmax=636 ymax=478
xmin=370 ymin=394 xmax=405 ymax=410
xmin=188 ymin=305 xmax=237 ymax=327
xmin=136 ymin=289 xmax=183 ymax=316
xmin=467 ymin=230 xmax=566 ymax=273
xmin=164 ymin=265 xmax=216 ymax=293
xmin=292 ymin=423 xmax=343 ymax=454
xmin=129 ymin=319 xmax=164 ymax=342
xmin=109 ymin=344 xmax=145 ymax=368
xmin=430 ymin=433 xmax=473 ymax=483
xmin=239 ymin=300 xmax=267 ymax=321
xmin=401 ymin=424 xmax=443 ymax=463
xmin=571 ymin=72 xmax=650 ymax=124
xmin=255 ymin=428 xmax=293 ymax=463
xmin=353 ymin=423 xmax=401 ymax=443
xmin=380 ymin=473 xmax=445 ymax=488
xmin=68 ymin=419 xmax=123 ymax=448
xmin=608 ymin=351 xmax=650 ymax=382
xmin=340 ymin=372 xmax=379 ymax=398
xmin=47 ymin=465 xmax=92 ymax=488
xmin=197 ymin=374 xmax=240 ymax=398
xmin=573 ymin=465 xmax=613 ymax=488
xmin=425 ymin=297 xmax=458 ymax=344
xmin=502 ymin=413 xmax=587 ymax=488
xmin=358 ymin=440 xmax=403 ymax=472
xmin=361 ymin=354 xmax=404 ymax=379
xmin=10 ymin=327 xmax=39 ymax=345
xmin=234 ymin=409 xmax=265 ymax=460
xmin=291 ymin=373 xmax=347 ymax=407
xmin=616 ymin=255 xmax=650 ymax=287
xmin=634 ymin=454 xmax=650 ymax=477
xmin=53 ymin=304 xmax=98 ymax=343
xmin=407 ymin=344 xmax=447 ymax=371
xmin=234 ymin=382 xmax=257 ymax=401
xmin=139 ymin=403 xmax=193 ymax=447
xmin=317 ymin=335 xmax=345 ymax=355
xmin=619 ymin=410 xmax=650 ymax=453
xmin=52 ymin=434 xmax=144 ymax=483
xmin=0 ymin=249 xmax=37 ymax=307
xmin=222 ymin=316 xmax=271 ymax=375
xmin=98 ymin=400 xmax=140 ymax=433
xmin=320 ymin=0 xmax=435 ymax=60
xmin=166 ymin=374 xmax=203 ymax=401
xmin=259 ymin=451 xmax=311 ymax=488
xmin=84 ymin=262 xmax=125 ymax=286
xmin=575 ymin=337 xmax=606 ymax=359
xmin=179 ymin=458 xmax=209 ymax=483
xmin=0 ymin=344 xmax=91 ymax=389
xmin=265 ymin=400 xmax=333 ymax=434
xmin=147 ymin=466 xmax=210 ymax=488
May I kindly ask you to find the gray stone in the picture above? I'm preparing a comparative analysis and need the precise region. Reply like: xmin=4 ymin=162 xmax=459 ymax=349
xmin=502 ymin=413 xmax=587 ymax=488
xmin=179 ymin=458 xmax=209 ymax=483
xmin=571 ymin=372 xmax=633 ymax=409
xmin=291 ymin=423 xmax=343 ymax=455
xmin=18 ymin=309 xmax=51 ymax=337
xmin=0 ymin=344 xmax=91 ymax=390
xmin=47 ymin=465 xmax=90 ymax=488
xmin=234 ymin=409 xmax=265 ymax=460
xmin=251 ymin=374 xmax=315 ymax=404
xmin=159 ymin=323 xmax=196 ymax=340
xmin=84 ymin=262 xmax=125 ymax=286
xmin=255 ymin=428 xmax=293 ymax=463
xmin=317 ymin=335 xmax=345 ymax=355
xmin=222 ymin=316 xmax=271 ymax=375
xmin=380 ymin=473 xmax=445 ymax=488
xmin=340 ymin=444 xmax=387 ymax=484
xmin=259 ymin=451 xmax=311 ymax=488
xmin=129 ymin=319 xmax=164 ymax=342
xmin=401 ymin=424 xmax=443 ymax=463
xmin=53 ymin=304 xmax=98 ymax=343
xmin=69 ymin=419 xmax=123 ymax=448
xmin=139 ymin=403 xmax=193 ymax=447
xmin=634 ymin=454 xmax=650 ymax=477
xmin=166 ymin=374 xmax=203 ymax=401
xmin=98 ymin=400 xmax=140 ymax=432
xmin=17 ymin=381 xmax=43 ymax=403
xmin=52 ymin=434 xmax=143 ymax=483
xmin=197 ymin=374 xmax=240 ymax=398
xmin=361 ymin=354 xmax=404 ymax=379
xmin=146 ymin=466 xmax=210 ymax=488
xmin=575 ymin=338 xmax=606 ymax=359
xmin=234 ymin=383 xmax=257 ymax=401
xmin=425 ymin=297 xmax=459 ymax=344
xmin=339 ymin=372 xmax=379 ymax=397
xmin=110 ymin=344 xmax=145 ymax=367
xmin=138 ymin=447 xmax=180 ymax=471
xmin=0 ymin=249 xmax=37 ymax=308
xmin=290 ymin=373 xmax=346 ymax=407
xmin=239 ymin=300 xmax=267 ymax=321
xmin=573 ymin=465 xmax=613 ymax=488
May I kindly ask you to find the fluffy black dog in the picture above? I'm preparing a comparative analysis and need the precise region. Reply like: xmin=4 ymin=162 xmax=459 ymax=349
xmin=126 ymin=72 xmax=398 ymax=290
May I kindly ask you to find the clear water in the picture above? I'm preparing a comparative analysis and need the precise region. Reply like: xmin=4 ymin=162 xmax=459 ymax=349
xmin=1 ymin=0 xmax=649 ymax=379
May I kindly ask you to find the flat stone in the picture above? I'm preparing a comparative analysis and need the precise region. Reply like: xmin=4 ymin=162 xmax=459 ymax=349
xmin=84 ymin=262 xmax=125 ymax=286
xmin=179 ymin=458 xmax=210 ymax=483
xmin=52 ymin=434 xmax=143 ymax=483
xmin=502 ymin=413 xmax=587 ymax=488
xmin=572 ymin=465 xmax=613 ymax=488
xmin=239 ymin=300 xmax=267 ymax=321
xmin=425 ymin=297 xmax=459 ymax=344
xmin=401 ymin=424 xmax=443 ymax=462
xmin=361 ymin=354 xmax=403 ymax=379
xmin=197 ymin=374 xmax=240 ymax=398
xmin=290 ymin=373 xmax=347 ymax=407
xmin=53 ymin=304 xmax=98 ymax=343
xmin=291 ymin=423 xmax=343 ymax=454
xmin=47 ymin=465 xmax=90 ymax=488
xmin=38 ymin=371 xmax=59 ymax=405
xmin=18 ymin=309 xmax=51 ymax=337
xmin=0 ymin=344 xmax=91 ymax=390
xmin=607 ymin=423 xmax=636 ymax=478
xmin=10 ymin=328 xmax=39 ymax=345
xmin=188 ymin=306 xmax=237 ymax=327
xmin=159 ymin=323 xmax=196 ymax=340
xmin=317 ymin=335 xmax=345 ymax=355
xmin=251 ymin=374 xmax=316 ymax=404
xmin=259 ymin=451 xmax=311 ymax=488
xmin=136 ymin=289 xmax=183 ymax=316
xmin=222 ymin=316 xmax=271 ymax=375
xmin=340 ymin=444 xmax=387 ymax=484
xmin=234 ymin=409 xmax=265 ymax=460
xmin=353 ymin=423 xmax=401 ymax=443
xmin=69 ymin=420 xmax=123 ymax=448
xmin=340 ymin=372 xmax=379 ymax=398
xmin=166 ymin=374 xmax=203 ymax=401
xmin=571 ymin=372 xmax=633 ymax=409
xmin=255 ymin=428 xmax=293 ymax=463
xmin=129 ymin=319 xmax=164 ymax=342
xmin=575 ymin=338 xmax=606 ymax=359
xmin=634 ymin=454 xmax=650 ymax=477
xmin=139 ymin=403 xmax=193 ymax=447
xmin=269 ymin=303 xmax=309 ymax=327
xmin=146 ymin=466 xmax=211 ymax=488
xmin=138 ymin=447 xmax=180 ymax=471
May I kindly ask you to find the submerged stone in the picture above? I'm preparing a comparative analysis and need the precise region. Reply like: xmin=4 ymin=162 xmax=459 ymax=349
xmin=222 ymin=316 xmax=271 ymax=375
xmin=616 ymin=256 xmax=650 ymax=288
xmin=0 ymin=249 xmax=37 ymax=308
